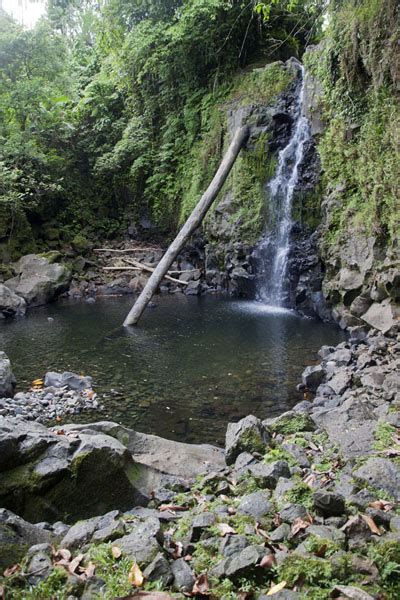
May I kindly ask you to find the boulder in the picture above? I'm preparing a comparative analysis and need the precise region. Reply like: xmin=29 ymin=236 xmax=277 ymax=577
xmin=0 ymin=352 xmax=16 ymax=397
xmin=58 ymin=421 xmax=224 ymax=485
xmin=44 ymin=371 xmax=92 ymax=391
xmin=171 ymin=558 xmax=195 ymax=592
xmin=249 ymin=461 xmax=291 ymax=489
xmin=143 ymin=552 xmax=173 ymax=585
xmin=313 ymin=491 xmax=346 ymax=516
xmin=353 ymin=458 xmax=400 ymax=500
xmin=0 ymin=284 xmax=26 ymax=318
xmin=114 ymin=517 xmax=162 ymax=566
xmin=302 ymin=365 xmax=325 ymax=391
xmin=0 ymin=508 xmax=53 ymax=571
xmin=6 ymin=254 xmax=71 ymax=307
xmin=0 ymin=417 xmax=150 ymax=523
xmin=237 ymin=491 xmax=272 ymax=520
xmin=225 ymin=415 xmax=269 ymax=465
xmin=361 ymin=299 xmax=399 ymax=334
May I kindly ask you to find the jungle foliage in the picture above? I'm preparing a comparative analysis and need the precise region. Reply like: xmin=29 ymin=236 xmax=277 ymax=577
xmin=0 ymin=0 xmax=324 ymax=257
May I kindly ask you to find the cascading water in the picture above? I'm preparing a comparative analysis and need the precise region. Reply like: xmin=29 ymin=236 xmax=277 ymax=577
xmin=257 ymin=64 xmax=311 ymax=307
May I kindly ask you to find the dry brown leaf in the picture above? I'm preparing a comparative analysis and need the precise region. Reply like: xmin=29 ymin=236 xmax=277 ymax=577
xmin=128 ymin=562 xmax=144 ymax=587
xmin=266 ymin=581 xmax=287 ymax=595
xmin=115 ymin=593 xmax=174 ymax=600
xmin=314 ymin=543 xmax=328 ymax=558
xmin=183 ymin=554 xmax=192 ymax=561
xmin=369 ymin=500 xmax=394 ymax=512
xmin=68 ymin=553 xmax=84 ymax=574
xmin=112 ymin=546 xmax=122 ymax=559
xmin=192 ymin=573 xmax=210 ymax=595
xmin=273 ymin=513 xmax=282 ymax=528
xmin=56 ymin=548 xmax=72 ymax=561
xmin=84 ymin=561 xmax=96 ymax=578
xmin=3 ymin=564 xmax=21 ymax=577
xmin=170 ymin=541 xmax=183 ymax=559
xmin=255 ymin=522 xmax=269 ymax=539
xmin=217 ymin=523 xmax=236 ymax=536
xmin=291 ymin=517 xmax=311 ymax=536
xmin=361 ymin=514 xmax=381 ymax=536
xmin=159 ymin=504 xmax=188 ymax=512
xmin=260 ymin=554 xmax=276 ymax=569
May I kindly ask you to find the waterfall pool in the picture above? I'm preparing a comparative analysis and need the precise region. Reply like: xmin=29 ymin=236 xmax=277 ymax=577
xmin=0 ymin=295 xmax=345 ymax=445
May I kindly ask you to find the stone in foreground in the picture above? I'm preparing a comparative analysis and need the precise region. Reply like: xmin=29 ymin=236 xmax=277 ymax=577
xmin=225 ymin=415 xmax=269 ymax=465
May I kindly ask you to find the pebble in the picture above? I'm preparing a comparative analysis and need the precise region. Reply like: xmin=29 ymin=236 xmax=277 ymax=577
xmin=0 ymin=383 xmax=102 ymax=424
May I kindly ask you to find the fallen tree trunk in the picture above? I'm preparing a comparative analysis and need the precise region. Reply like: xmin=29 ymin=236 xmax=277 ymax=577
xmin=121 ymin=257 xmax=188 ymax=285
xmin=123 ymin=125 xmax=249 ymax=326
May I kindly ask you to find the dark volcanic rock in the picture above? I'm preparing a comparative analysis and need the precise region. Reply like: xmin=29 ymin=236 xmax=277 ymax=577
xmin=313 ymin=491 xmax=346 ymax=516
xmin=225 ymin=415 xmax=269 ymax=465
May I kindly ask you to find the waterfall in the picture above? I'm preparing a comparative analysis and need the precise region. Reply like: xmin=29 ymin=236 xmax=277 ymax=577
xmin=257 ymin=64 xmax=310 ymax=307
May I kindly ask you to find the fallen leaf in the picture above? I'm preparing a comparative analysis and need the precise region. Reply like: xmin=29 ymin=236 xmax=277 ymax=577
xmin=383 ymin=447 xmax=400 ymax=457
xmin=55 ymin=548 xmax=71 ymax=561
xmin=273 ymin=513 xmax=282 ymax=528
xmin=217 ymin=523 xmax=236 ymax=536
xmin=170 ymin=540 xmax=183 ymax=559
xmin=238 ymin=592 xmax=252 ymax=600
xmin=361 ymin=514 xmax=381 ymax=536
xmin=128 ymin=562 xmax=144 ymax=587
xmin=3 ymin=564 xmax=21 ymax=577
xmin=56 ymin=416 xmax=62 ymax=423
xmin=32 ymin=378 xmax=44 ymax=387
xmin=115 ymin=593 xmax=174 ymax=600
xmin=266 ymin=581 xmax=287 ymax=595
xmin=183 ymin=554 xmax=192 ymax=561
xmin=68 ymin=553 xmax=84 ymax=574
xmin=315 ymin=543 xmax=328 ymax=558
xmin=291 ymin=517 xmax=311 ymax=536
xmin=192 ymin=573 xmax=210 ymax=595
xmin=255 ymin=522 xmax=269 ymax=539
xmin=369 ymin=500 xmax=394 ymax=512
xmin=227 ymin=506 xmax=236 ymax=515
xmin=159 ymin=504 xmax=187 ymax=512
xmin=112 ymin=546 xmax=122 ymax=559
xmin=260 ymin=554 xmax=276 ymax=568
xmin=84 ymin=561 xmax=96 ymax=578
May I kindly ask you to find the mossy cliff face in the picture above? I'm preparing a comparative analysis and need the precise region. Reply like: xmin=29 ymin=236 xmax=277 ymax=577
xmin=303 ymin=0 xmax=400 ymax=333
xmin=176 ymin=59 xmax=324 ymax=300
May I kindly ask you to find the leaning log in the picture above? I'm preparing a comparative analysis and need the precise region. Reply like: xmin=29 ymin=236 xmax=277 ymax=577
xmin=123 ymin=125 xmax=249 ymax=326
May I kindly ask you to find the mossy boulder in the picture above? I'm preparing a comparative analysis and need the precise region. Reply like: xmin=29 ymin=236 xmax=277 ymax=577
xmin=0 ymin=417 xmax=150 ymax=524
xmin=263 ymin=411 xmax=316 ymax=436
xmin=0 ymin=508 xmax=54 ymax=571
xmin=225 ymin=415 xmax=270 ymax=465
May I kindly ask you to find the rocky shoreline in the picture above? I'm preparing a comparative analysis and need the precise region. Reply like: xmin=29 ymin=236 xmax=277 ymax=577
xmin=0 ymin=325 xmax=399 ymax=599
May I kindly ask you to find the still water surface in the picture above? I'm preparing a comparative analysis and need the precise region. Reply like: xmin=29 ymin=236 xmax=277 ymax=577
xmin=0 ymin=296 xmax=344 ymax=445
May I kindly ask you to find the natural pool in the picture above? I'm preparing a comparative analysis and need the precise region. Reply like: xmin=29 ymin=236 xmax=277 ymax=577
xmin=0 ymin=295 xmax=345 ymax=445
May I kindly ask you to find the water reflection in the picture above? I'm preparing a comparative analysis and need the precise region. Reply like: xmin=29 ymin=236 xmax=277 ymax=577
xmin=0 ymin=295 xmax=344 ymax=445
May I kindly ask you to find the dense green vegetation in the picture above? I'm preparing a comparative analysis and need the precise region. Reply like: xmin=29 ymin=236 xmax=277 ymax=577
xmin=304 ymin=0 xmax=399 ymax=245
xmin=0 ymin=0 xmax=323 ymax=260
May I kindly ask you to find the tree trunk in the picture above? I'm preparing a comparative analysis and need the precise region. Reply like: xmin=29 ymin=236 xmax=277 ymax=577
xmin=123 ymin=125 xmax=249 ymax=326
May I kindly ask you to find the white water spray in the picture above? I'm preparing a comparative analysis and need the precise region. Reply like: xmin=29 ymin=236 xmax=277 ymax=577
xmin=258 ymin=64 xmax=310 ymax=307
